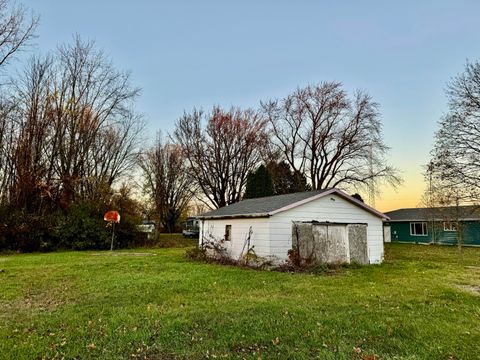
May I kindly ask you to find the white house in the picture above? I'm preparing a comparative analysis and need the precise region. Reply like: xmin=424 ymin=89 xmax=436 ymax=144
xmin=197 ymin=188 xmax=389 ymax=264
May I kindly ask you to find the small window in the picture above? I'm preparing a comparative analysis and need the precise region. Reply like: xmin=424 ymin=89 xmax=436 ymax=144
xmin=410 ymin=222 xmax=427 ymax=236
xmin=444 ymin=221 xmax=458 ymax=232
xmin=225 ymin=225 xmax=232 ymax=241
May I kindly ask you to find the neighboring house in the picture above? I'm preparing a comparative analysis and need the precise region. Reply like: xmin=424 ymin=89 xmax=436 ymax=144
xmin=197 ymin=188 xmax=389 ymax=264
xmin=136 ymin=220 xmax=156 ymax=239
xmin=384 ymin=206 xmax=480 ymax=246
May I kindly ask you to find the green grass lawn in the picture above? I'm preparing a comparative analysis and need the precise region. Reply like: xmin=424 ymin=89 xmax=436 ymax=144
xmin=0 ymin=244 xmax=479 ymax=360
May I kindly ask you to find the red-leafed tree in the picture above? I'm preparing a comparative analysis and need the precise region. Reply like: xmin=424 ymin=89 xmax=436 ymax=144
xmin=174 ymin=107 xmax=268 ymax=209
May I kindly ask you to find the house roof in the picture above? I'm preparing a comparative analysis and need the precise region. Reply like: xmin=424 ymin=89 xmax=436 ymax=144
xmin=385 ymin=205 xmax=480 ymax=222
xmin=198 ymin=188 xmax=388 ymax=220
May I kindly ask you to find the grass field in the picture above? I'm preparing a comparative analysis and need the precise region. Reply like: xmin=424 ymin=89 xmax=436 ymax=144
xmin=0 ymin=243 xmax=479 ymax=359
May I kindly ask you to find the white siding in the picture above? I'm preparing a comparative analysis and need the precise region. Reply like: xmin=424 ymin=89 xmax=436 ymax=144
xmin=268 ymin=194 xmax=384 ymax=263
xmin=199 ymin=218 xmax=271 ymax=260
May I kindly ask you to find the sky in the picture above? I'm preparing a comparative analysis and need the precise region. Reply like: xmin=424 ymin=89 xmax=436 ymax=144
xmin=18 ymin=0 xmax=480 ymax=212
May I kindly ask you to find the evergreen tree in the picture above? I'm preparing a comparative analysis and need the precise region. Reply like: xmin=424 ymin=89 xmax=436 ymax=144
xmin=243 ymin=164 xmax=274 ymax=199
xmin=351 ymin=193 xmax=365 ymax=203
xmin=291 ymin=170 xmax=311 ymax=193
xmin=266 ymin=161 xmax=310 ymax=195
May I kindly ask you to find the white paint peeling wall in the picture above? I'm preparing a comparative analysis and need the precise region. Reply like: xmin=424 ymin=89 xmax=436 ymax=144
xmin=198 ymin=193 xmax=385 ymax=264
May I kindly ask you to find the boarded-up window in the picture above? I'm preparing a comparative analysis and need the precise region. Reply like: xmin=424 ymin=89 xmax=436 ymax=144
xmin=410 ymin=222 xmax=427 ymax=236
xmin=225 ymin=225 xmax=232 ymax=241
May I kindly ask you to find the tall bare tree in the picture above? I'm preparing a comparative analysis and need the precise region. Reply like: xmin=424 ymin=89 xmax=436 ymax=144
xmin=49 ymin=37 xmax=143 ymax=205
xmin=174 ymin=107 xmax=268 ymax=209
xmin=0 ymin=94 xmax=17 ymax=202
xmin=140 ymin=134 xmax=194 ymax=232
xmin=1 ymin=37 xmax=144 ymax=212
xmin=6 ymin=56 xmax=54 ymax=211
xmin=427 ymin=61 xmax=480 ymax=247
xmin=0 ymin=0 xmax=38 ymax=203
xmin=431 ymin=60 xmax=480 ymax=203
xmin=0 ymin=0 xmax=38 ymax=69
xmin=262 ymin=82 xmax=400 ymax=194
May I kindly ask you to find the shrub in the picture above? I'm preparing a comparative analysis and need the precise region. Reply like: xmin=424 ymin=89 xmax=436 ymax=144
xmin=55 ymin=202 xmax=110 ymax=250
xmin=185 ymin=246 xmax=208 ymax=261
xmin=0 ymin=183 xmax=147 ymax=252
xmin=0 ymin=207 xmax=58 ymax=252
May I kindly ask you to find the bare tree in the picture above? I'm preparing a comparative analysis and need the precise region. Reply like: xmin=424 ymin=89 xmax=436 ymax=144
xmin=82 ymin=112 xmax=144 ymax=201
xmin=49 ymin=37 xmax=142 ymax=205
xmin=0 ymin=0 xmax=38 ymax=203
xmin=0 ymin=94 xmax=16 ymax=201
xmin=431 ymin=60 xmax=480 ymax=203
xmin=421 ymin=158 xmax=480 ymax=249
xmin=140 ymin=134 xmax=194 ymax=233
xmin=174 ymin=107 xmax=268 ymax=209
xmin=6 ymin=56 xmax=54 ymax=211
xmin=0 ymin=37 xmax=144 ymax=213
xmin=0 ymin=0 xmax=38 ymax=69
xmin=262 ymin=82 xmax=400 ymax=194
xmin=419 ymin=161 xmax=463 ymax=246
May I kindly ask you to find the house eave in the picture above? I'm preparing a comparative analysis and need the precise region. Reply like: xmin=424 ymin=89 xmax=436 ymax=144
xmin=197 ymin=213 xmax=270 ymax=220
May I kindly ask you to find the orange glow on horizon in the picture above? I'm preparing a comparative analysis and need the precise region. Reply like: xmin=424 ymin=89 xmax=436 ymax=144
xmin=374 ymin=174 xmax=426 ymax=212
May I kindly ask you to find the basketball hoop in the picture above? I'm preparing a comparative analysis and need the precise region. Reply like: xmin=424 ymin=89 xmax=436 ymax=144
xmin=104 ymin=210 xmax=120 ymax=251
xmin=104 ymin=210 xmax=120 ymax=223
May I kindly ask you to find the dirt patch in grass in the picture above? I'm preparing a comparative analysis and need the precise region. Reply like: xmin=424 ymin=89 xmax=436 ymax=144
xmin=1 ymin=276 xmax=76 ymax=314
xmin=465 ymin=266 xmax=480 ymax=270
xmin=1 ymin=290 xmax=68 ymax=313
xmin=458 ymin=285 xmax=480 ymax=296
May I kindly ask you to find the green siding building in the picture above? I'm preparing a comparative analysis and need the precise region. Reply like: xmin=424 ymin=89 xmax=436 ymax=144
xmin=385 ymin=206 xmax=480 ymax=246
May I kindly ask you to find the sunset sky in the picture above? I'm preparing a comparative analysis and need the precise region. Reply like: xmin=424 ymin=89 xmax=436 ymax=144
xmin=21 ymin=0 xmax=480 ymax=212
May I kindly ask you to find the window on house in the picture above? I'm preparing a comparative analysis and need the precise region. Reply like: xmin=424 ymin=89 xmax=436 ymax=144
xmin=410 ymin=222 xmax=427 ymax=236
xmin=444 ymin=221 xmax=458 ymax=232
xmin=225 ymin=225 xmax=232 ymax=241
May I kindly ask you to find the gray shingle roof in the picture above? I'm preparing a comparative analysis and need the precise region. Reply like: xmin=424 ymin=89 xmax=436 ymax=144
xmin=385 ymin=206 xmax=480 ymax=221
xmin=198 ymin=189 xmax=388 ymax=220
xmin=198 ymin=190 xmax=330 ymax=219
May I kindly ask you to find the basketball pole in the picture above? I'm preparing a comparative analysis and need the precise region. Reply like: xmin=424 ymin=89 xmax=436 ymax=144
xmin=110 ymin=222 xmax=115 ymax=251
